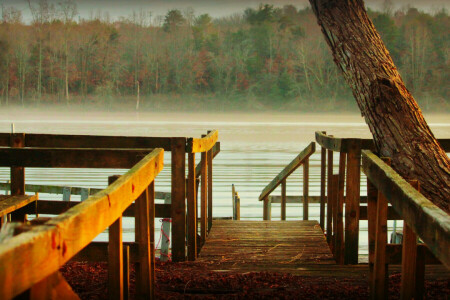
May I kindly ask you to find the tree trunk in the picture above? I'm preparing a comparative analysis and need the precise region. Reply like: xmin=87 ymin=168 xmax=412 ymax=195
xmin=309 ymin=0 xmax=449 ymax=212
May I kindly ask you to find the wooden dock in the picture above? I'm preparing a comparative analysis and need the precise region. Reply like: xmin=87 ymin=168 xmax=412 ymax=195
xmin=197 ymin=220 xmax=335 ymax=272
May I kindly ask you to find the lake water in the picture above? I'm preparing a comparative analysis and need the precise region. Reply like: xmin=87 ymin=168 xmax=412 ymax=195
xmin=1 ymin=110 xmax=449 ymax=261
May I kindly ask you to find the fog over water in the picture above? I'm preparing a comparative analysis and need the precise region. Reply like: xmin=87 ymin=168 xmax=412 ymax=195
xmin=0 ymin=109 xmax=449 ymax=260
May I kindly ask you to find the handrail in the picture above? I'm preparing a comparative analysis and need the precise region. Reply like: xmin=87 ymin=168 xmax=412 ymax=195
xmin=259 ymin=142 xmax=315 ymax=201
xmin=195 ymin=142 xmax=221 ymax=178
xmin=0 ymin=148 xmax=164 ymax=298
xmin=316 ymin=131 xmax=450 ymax=152
xmin=187 ymin=130 xmax=219 ymax=153
xmin=362 ymin=150 xmax=450 ymax=268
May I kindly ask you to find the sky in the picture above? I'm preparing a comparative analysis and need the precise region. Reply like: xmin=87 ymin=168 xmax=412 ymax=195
xmin=2 ymin=0 xmax=448 ymax=22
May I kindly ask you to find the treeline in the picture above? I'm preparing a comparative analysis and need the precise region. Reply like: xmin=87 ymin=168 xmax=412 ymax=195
xmin=0 ymin=1 xmax=448 ymax=111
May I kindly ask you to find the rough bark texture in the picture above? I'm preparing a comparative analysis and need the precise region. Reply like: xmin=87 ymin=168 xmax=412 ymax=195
xmin=309 ymin=0 xmax=449 ymax=213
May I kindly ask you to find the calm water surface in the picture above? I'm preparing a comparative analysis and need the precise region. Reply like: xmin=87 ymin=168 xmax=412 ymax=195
xmin=1 ymin=111 xmax=449 ymax=261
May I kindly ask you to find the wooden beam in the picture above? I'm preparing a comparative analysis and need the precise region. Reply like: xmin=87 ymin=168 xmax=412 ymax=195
xmin=187 ymin=152 xmax=197 ymax=261
xmin=207 ymin=148 xmax=213 ymax=232
xmin=170 ymin=138 xmax=186 ymax=262
xmin=200 ymin=150 xmax=207 ymax=245
xmin=320 ymin=143 xmax=326 ymax=230
xmin=0 ymin=148 xmax=155 ymax=169
xmin=263 ymin=197 xmax=271 ymax=221
xmin=0 ymin=195 xmax=38 ymax=218
xmin=335 ymin=152 xmax=346 ymax=265
xmin=259 ymin=142 xmax=315 ymax=201
xmin=195 ymin=142 xmax=220 ymax=178
xmin=268 ymin=195 xmax=369 ymax=204
xmin=187 ymin=130 xmax=219 ymax=153
xmin=303 ymin=159 xmax=309 ymax=220
xmin=326 ymin=148 xmax=334 ymax=245
xmin=0 ymin=149 xmax=164 ymax=298
xmin=281 ymin=180 xmax=286 ymax=221
xmin=362 ymin=150 xmax=450 ymax=268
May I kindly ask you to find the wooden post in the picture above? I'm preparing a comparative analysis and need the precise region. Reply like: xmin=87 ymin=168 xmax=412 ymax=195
xmin=263 ymin=197 xmax=271 ymax=221
xmin=135 ymin=187 xmax=153 ymax=299
xmin=326 ymin=149 xmax=334 ymax=244
xmin=320 ymin=140 xmax=327 ymax=229
xmin=331 ymin=175 xmax=339 ymax=255
xmin=207 ymin=148 xmax=213 ymax=232
xmin=415 ymin=243 xmax=426 ymax=300
xmin=80 ymin=188 xmax=90 ymax=201
xmin=123 ymin=245 xmax=130 ymax=300
xmin=335 ymin=152 xmax=346 ymax=264
xmin=303 ymin=158 xmax=309 ymax=220
xmin=62 ymin=187 xmax=71 ymax=202
xmin=171 ymin=138 xmax=186 ymax=262
xmin=281 ymin=179 xmax=287 ymax=221
xmin=187 ymin=152 xmax=197 ymax=261
xmin=234 ymin=193 xmax=240 ymax=220
xmin=371 ymin=157 xmax=390 ymax=300
xmin=367 ymin=179 xmax=378 ymax=289
xmin=108 ymin=175 xmax=123 ymax=300
xmin=344 ymin=140 xmax=362 ymax=265
xmin=10 ymin=133 xmax=25 ymax=222
xmin=232 ymin=184 xmax=236 ymax=219
xmin=400 ymin=180 xmax=419 ymax=300
xmin=148 ymin=181 xmax=155 ymax=296
xmin=200 ymin=150 xmax=207 ymax=245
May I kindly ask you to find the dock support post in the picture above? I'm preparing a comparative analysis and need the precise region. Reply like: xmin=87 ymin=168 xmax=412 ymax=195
xmin=10 ymin=133 xmax=26 ymax=222
xmin=187 ymin=152 xmax=197 ymax=261
xmin=281 ymin=179 xmax=286 ymax=221
xmin=326 ymin=148 xmax=334 ymax=245
xmin=108 ymin=175 xmax=123 ymax=300
xmin=200 ymin=150 xmax=207 ymax=245
xmin=344 ymin=140 xmax=362 ymax=265
xmin=303 ymin=158 xmax=309 ymax=220
xmin=207 ymin=148 xmax=213 ymax=232
xmin=319 ymin=136 xmax=327 ymax=230
xmin=367 ymin=179 xmax=378 ymax=290
xmin=123 ymin=245 xmax=130 ymax=300
xmin=263 ymin=197 xmax=271 ymax=221
xmin=400 ymin=180 xmax=419 ymax=300
xmin=171 ymin=138 xmax=186 ymax=262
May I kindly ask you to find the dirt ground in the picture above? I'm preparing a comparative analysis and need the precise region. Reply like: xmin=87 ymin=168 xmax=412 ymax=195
xmin=60 ymin=261 xmax=450 ymax=299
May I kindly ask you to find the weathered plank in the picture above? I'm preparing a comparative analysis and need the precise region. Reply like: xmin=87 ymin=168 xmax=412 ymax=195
xmin=362 ymin=150 xmax=450 ymax=268
xmin=268 ymin=195 xmax=369 ymax=204
xmin=0 ymin=149 xmax=164 ymax=298
xmin=259 ymin=142 xmax=315 ymax=201
xmin=0 ymin=195 xmax=38 ymax=218
xmin=187 ymin=130 xmax=218 ymax=153
xmin=0 ymin=148 xmax=155 ymax=169
xmin=170 ymin=138 xmax=186 ymax=262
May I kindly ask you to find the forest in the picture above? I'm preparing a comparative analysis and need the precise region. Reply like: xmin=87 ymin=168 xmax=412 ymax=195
xmin=0 ymin=1 xmax=448 ymax=111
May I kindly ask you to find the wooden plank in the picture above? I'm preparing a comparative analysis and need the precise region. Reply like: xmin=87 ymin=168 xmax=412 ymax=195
xmin=200 ymin=151 xmax=207 ymax=244
xmin=326 ymin=149 xmax=334 ymax=245
xmin=281 ymin=180 xmax=286 ymax=221
xmin=0 ymin=148 xmax=156 ymax=169
xmin=303 ymin=159 xmax=309 ymax=220
xmin=195 ymin=141 xmax=220 ymax=178
xmin=170 ymin=138 xmax=186 ymax=262
xmin=268 ymin=195 xmax=369 ymax=204
xmin=315 ymin=131 xmax=343 ymax=152
xmin=108 ymin=175 xmax=123 ymax=300
xmin=29 ymin=200 xmax=170 ymax=219
xmin=362 ymin=150 xmax=450 ymax=268
xmin=24 ymin=133 xmax=173 ymax=151
xmin=10 ymin=134 xmax=25 ymax=208
xmin=234 ymin=193 xmax=240 ymax=221
xmin=400 ymin=180 xmax=419 ymax=300
xmin=135 ymin=187 xmax=153 ymax=299
xmin=372 ymin=183 xmax=389 ymax=300
xmin=207 ymin=148 xmax=213 ymax=232
xmin=320 ymin=144 xmax=326 ymax=229
xmin=187 ymin=130 xmax=218 ymax=153
xmin=331 ymin=175 xmax=339 ymax=258
xmin=148 ymin=181 xmax=156 ymax=299
xmin=187 ymin=152 xmax=197 ymax=261
xmin=335 ymin=153 xmax=346 ymax=265
xmin=367 ymin=180 xmax=377 ymax=290
xmin=0 ymin=195 xmax=38 ymax=218
xmin=344 ymin=139 xmax=361 ymax=265
xmin=0 ymin=149 xmax=164 ymax=298
xmin=259 ymin=142 xmax=315 ymax=201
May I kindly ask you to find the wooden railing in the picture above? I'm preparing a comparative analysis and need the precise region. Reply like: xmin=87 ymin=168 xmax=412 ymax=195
xmin=186 ymin=130 xmax=219 ymax=261
xmin=362 ymin=150 xmax=449 ymax=299
xmin=315 ymin=131 xmax=450 ymax=266
xmin=259 ymin=142 xmax=316 ymax=221
xmin=0 ymin=131 xmax=220 ymax=264
xmin=0 ymin=146 xmax=164 ymax=299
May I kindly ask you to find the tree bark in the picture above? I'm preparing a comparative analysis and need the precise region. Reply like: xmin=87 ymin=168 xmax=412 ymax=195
xmin=309 ymin=0 xmax=449 ymax=212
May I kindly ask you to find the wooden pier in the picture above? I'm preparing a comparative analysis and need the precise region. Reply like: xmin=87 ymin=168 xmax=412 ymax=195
xmin=0 ymin=130 xmax=448 ymax=299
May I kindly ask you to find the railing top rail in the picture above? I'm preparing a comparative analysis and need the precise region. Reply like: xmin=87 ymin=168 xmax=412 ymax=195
xmin=187 ymin=130 xmax=219 ymax=153
xmin=361 ymin=150 xmax=450 ymax=268
xmin=0 ymin=148 xmax=164 ymax=298
xmin=259 ymin=142 xmax=315 ymax=201
xmin=0 ymin=147 xmax=156 ymax=169
xmin=0 ymin=132 xmax=179 ymax=151
xmin=195 ymin=142 xmax=221 ymax=178
xmin=315 ymin=131 xmax=450 ymax=152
